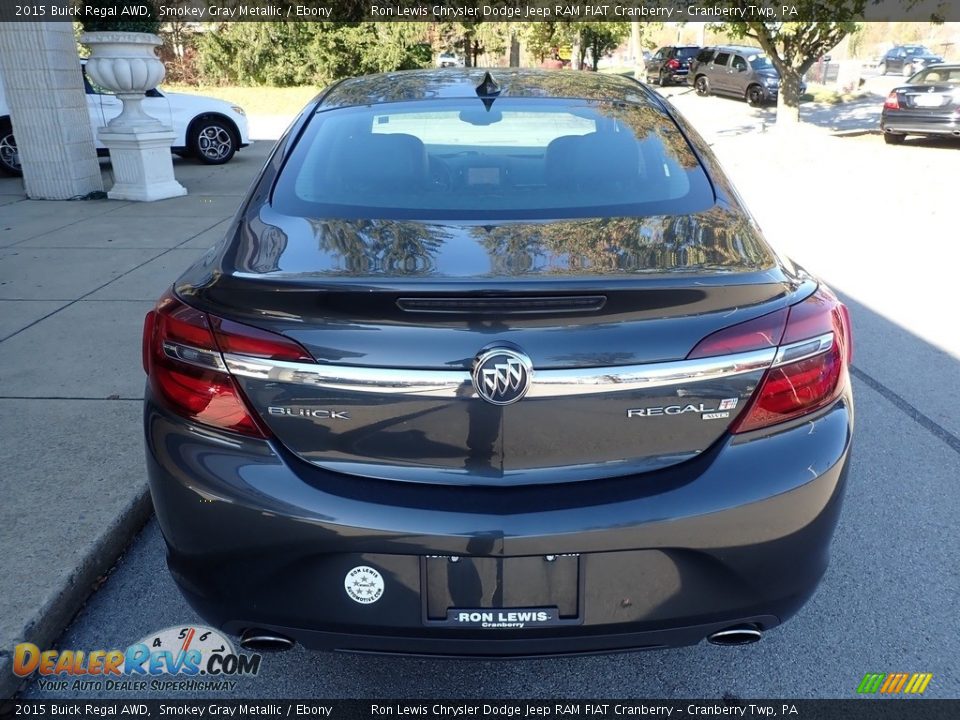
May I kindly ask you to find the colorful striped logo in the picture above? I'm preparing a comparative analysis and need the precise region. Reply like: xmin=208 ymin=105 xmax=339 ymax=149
xmin=857 ymin=673 xmax=933 ymax=694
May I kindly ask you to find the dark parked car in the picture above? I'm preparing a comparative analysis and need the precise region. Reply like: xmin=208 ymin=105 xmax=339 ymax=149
xmin=881 ymin=64 xmax=960 ymax=145
xmin=644 ymin=45 xmax=700 ymax=86
xmin=692 ymin=46 xmax=806 ymax=106
xmin=143 ymin=69 xmax=854 ymax=656
xmin=877 ymin=45 xmax=944 ymax=77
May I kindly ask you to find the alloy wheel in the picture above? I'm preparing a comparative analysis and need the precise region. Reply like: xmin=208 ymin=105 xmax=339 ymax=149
xmin=0 ymin=132 xmax=20 ymax=173
xmin=197 ymin=125 xmax=233 ymax=161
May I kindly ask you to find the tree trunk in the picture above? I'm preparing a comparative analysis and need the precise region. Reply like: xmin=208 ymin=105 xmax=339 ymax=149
xmin=631 ymin=22 xmax=644 ymax=79
xmin=776 ymin=68 xmax=804 ymax=126
xmin=509 ymin=33 xmax=520 ymax=68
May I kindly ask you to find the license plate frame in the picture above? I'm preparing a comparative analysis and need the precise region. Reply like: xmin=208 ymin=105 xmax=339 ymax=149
xmin=436 ymin=607 xmax=572 ymax=629
xmin=421 ymin=555 xmax=583 ymax=628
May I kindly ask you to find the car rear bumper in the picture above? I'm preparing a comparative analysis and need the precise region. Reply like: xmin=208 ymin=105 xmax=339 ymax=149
xmin=881 ymin=111 xmax=960 ymax=136
xmin=145 ymin=388 xmax=853 ymax=655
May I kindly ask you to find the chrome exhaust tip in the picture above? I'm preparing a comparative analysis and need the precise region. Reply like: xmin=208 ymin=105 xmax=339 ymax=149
xmin=707 ymin=625 xmax=763 ymax=646
xmin=239 ymin=628 xmax=296 ymax=652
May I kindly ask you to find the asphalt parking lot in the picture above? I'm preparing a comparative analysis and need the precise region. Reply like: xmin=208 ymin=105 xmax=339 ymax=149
xmin=19 ymin=83 xmax=960 ymax=699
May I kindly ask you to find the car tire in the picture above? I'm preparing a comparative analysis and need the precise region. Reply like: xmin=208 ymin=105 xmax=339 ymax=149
xmin=883 ymin=132 xmax=906 ymax=145
xmin=902 ymin=64 xmax=913 ymax=77
xmin=658 ymin=70 xmax=670 ymax=87
xmin=877 ymin=61 xmax=887 ymax=75
xmin=746 ymin=85 xmax=766 ymax=107
xmin=189 ymin=117 xmax=237 ymax=165
xmin=0 ymin=120 xmax=22 ymax=177
xmin=695 ymin=76 xmax=710 ymax=96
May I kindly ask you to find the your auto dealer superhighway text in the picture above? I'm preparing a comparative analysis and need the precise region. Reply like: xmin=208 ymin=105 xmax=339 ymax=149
xmin=370 ymin=704 xmax=793 ymax=717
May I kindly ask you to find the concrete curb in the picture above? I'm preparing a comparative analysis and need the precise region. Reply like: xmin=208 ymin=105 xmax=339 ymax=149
xmin=1 ymin=490 xmax=153 ymax=699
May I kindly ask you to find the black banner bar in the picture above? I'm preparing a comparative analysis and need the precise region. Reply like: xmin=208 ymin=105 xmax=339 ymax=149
xmin=0 ymin=0 xmax=956 ymax=23
xmin=2 ymin=700 xmax=960 ymax=720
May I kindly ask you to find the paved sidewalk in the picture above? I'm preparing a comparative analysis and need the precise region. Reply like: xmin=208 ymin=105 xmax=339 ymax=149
xmin=0 ymin=140 xmax=273 ymax=697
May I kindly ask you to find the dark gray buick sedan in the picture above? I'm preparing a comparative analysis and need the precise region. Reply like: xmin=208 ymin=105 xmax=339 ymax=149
xmin=143 ymin=69 xmax=853 ymax=655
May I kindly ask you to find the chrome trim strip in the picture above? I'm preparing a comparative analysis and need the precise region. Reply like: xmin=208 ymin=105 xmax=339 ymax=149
xmin=527 ymin=348 xmax=775 ymax=397
xmin=224 ymin=355 xmax=469 ymax=396
xmin=224 ymin=347 xmax=777 ymax=399
xmin=772 ymin=332 xmax=834 ymax=368
xmin=162 ymin=341 xmax=227 ymax=372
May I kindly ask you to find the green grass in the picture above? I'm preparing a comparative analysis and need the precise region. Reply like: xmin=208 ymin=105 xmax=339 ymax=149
xmin=598 ymin=66 xmax=640 ymax=77
xmin=803 ymin=86 xmax=869 ymax=105
xmin=162 ymin=85 xmax=320 ymax=116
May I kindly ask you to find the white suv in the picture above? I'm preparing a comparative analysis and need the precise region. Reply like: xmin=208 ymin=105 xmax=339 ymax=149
xmin=0 ymin=61 xmax=251 ymax=176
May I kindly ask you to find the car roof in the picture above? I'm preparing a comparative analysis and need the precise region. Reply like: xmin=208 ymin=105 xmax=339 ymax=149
xmin=319 ymin=69 xmax=656 ymax=111
xmin=707 ymin=45 xmax=764 ymax=53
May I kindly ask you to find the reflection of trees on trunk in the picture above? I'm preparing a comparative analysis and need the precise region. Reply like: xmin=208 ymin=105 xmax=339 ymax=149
xmin=236 ymin=217 xmax=289 ymax=274
xmin=307 ymin=218 xmax=448 ymax=275
xmin=473 ymin=209 xmax=771 ymax=275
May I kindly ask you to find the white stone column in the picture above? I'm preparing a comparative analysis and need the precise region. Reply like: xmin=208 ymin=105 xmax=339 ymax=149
xmin=0 ymin=20 xmax=103 ymax=200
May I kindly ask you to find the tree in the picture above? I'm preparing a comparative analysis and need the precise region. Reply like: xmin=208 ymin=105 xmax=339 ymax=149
xmin=582 ymin=22 xmax=630 ymax=71
xmin=559 ymin=22 xmax=629 ymax=71
xmin=519 ymin=22 xmax=560 ymax=63
xmin=440 ymin=21 xmax=512 ymax=67
xmin=196 ymin=23 xmax=431 ymax=87
xmin=720 ymin=10 xmax=864 ymax=125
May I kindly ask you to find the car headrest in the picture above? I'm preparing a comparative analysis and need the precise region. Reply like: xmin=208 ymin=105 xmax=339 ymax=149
xmin=336 ymin=133 xmax=429 ymax=191
xmin=545 ymin=131 xmax=641 ymax=190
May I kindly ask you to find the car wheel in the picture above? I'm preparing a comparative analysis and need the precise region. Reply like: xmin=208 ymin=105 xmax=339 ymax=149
xmin=877 ymin=61 xmax=886 ymax=75
xmin=0 ymin=122 xmax=22 ymax=177
xmin=902 ymin=63 xmax=913 ymax=77
xmin=695 ymin=76 xmax=710 ymax=96
xmin=658 ymin=70 xmax=670 ymax=87
xmin=746 ymin=85 xmax=766 ymax=107
xmin=189 ymin=118 xmax=237 ymax=165
xmin=883 ymin=132 xmax=906 ymax=145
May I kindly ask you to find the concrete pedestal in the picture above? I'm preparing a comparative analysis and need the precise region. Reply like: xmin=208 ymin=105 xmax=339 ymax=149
xmin=0 ymin=22 xmax=103 ymax=199
xmin=99 ymin=128 xmax=187 ymax=202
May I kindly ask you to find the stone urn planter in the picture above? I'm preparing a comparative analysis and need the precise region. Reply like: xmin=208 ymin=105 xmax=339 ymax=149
xmin=79 ymin=31 xmax=186 ymax=201
xmin=80 ymin=31 xmax=167 ymax=131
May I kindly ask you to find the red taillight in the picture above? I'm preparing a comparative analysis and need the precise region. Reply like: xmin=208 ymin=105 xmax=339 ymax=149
xmin=732 ymin=287 xmax=852 ymax=433
xmin=884 ymin=91 xmax=900 ymax=110
xmin=210 ymin=317 xmax=313 ymax=362
xmin=666 ymin=58 xmax=681 ymax=70
xmin=687 ymin=308 xmax=788 ymax=359
xmin=142 ymin=292 xmax=313 ymax=437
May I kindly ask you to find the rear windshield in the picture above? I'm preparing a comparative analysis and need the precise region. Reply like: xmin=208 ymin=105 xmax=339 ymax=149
xmin=272 ymin=99 xmax=714 ymax=221
xmin=676 ymin=48 xmax=700 ymax=59
xmin=913 ymin=67 xmax=960 ymax=84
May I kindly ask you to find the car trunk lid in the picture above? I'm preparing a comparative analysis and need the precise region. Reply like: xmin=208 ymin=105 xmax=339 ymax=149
xmin=179 ymin=210 xmax=810 ymax=484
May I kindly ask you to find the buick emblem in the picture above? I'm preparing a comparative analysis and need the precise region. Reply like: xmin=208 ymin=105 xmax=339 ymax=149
xmin=472 ymin=348 xmax=533 ymax=405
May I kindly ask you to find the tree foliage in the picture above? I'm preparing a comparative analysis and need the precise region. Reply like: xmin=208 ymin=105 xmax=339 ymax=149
xmin=573 ymin=22 xmax=631 ymax=70
xmin=196 ymin=23 xmax=431 ymax=87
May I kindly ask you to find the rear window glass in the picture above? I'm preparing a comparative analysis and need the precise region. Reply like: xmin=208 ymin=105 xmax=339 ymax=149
xmin=913 ymin=67 xmax=960 ymax=84
xmin=713 ymin=52 xmax=731 ymax=67
xmin=273 ymin=99 xmax=714 ymax=221
xmin=676 ymin=48 xmax=700 ymax=60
